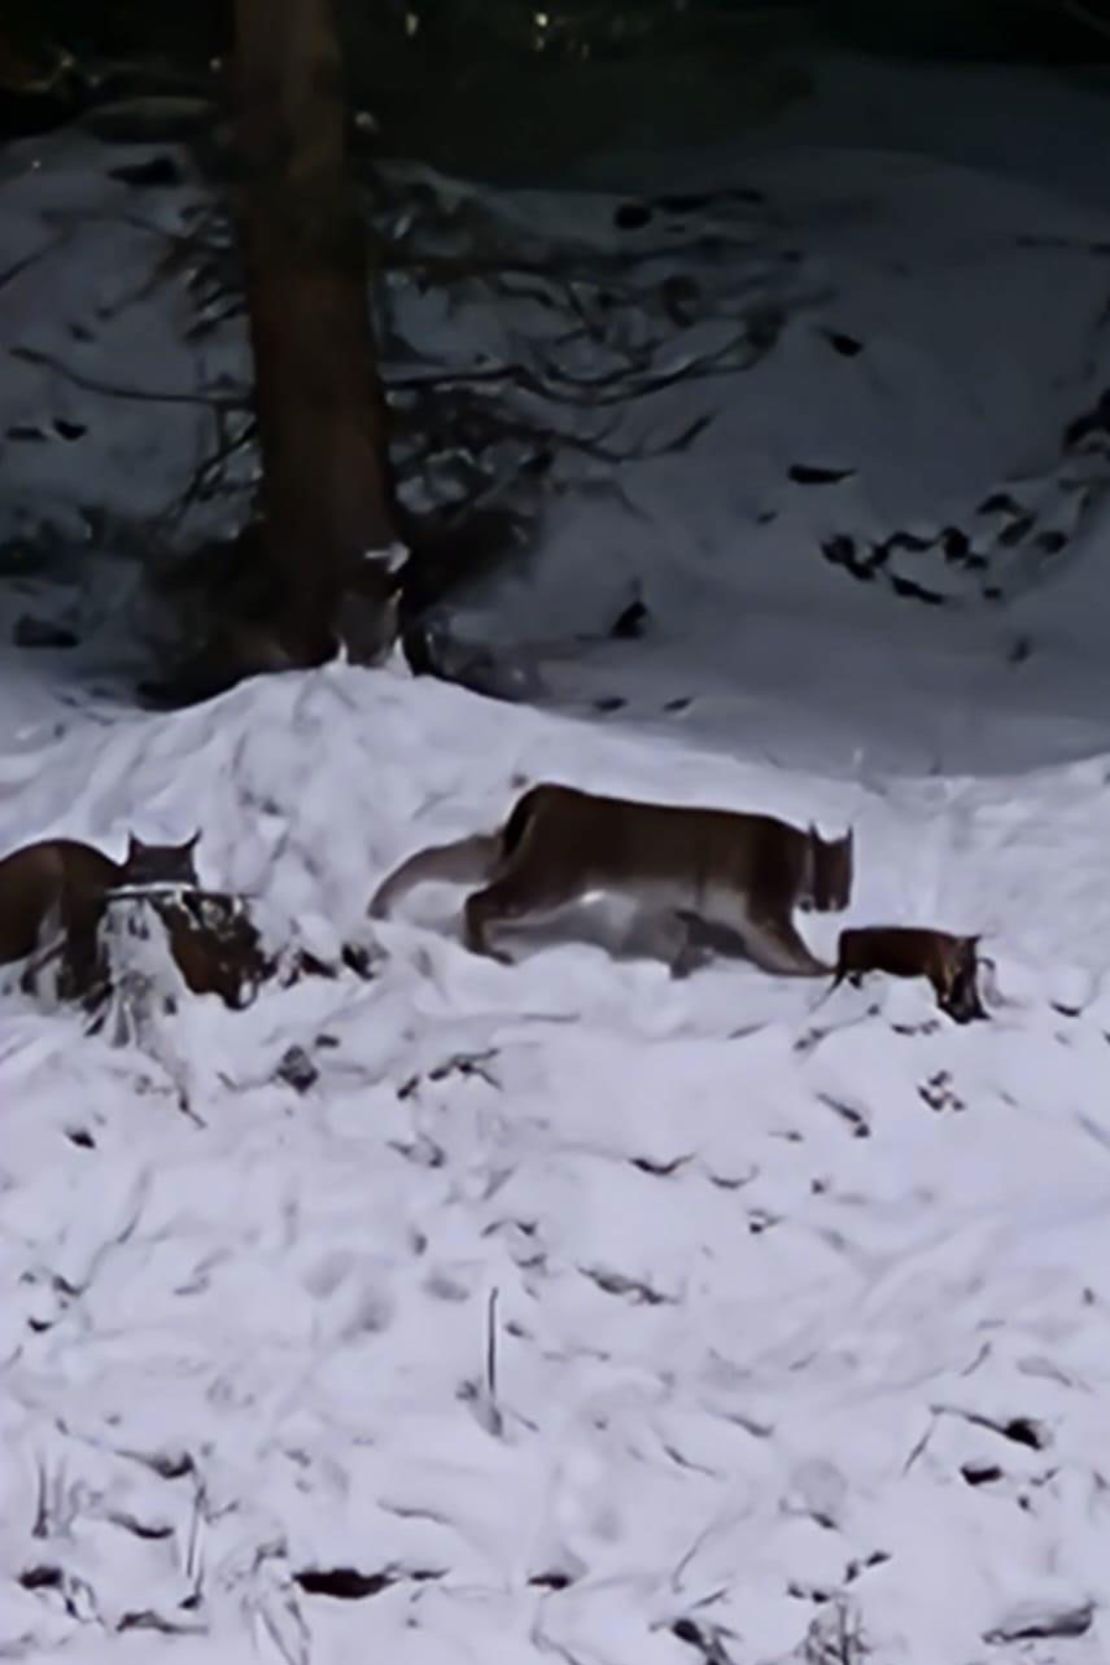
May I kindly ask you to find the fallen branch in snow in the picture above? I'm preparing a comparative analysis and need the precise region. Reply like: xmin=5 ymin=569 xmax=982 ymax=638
xmin=802 ymin=1599 xmax=868 ymax=1664
xmin=484 ymin=1285 xmax=503 ymax=1436
xmin=397 ymin=1047 xmax=501 ymax=1099
xmin=581 ymin=1265 xmax=673 ymax=1305
xmin=458 ymin=1285 xmax=505 ymax=1438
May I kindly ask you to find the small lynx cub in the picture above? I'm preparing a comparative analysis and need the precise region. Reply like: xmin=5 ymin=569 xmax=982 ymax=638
xmin=831 ymin=925 xmax=985 ymax=1023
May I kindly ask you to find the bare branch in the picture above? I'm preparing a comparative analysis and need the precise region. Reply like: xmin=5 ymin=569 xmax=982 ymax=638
xmin=9 ymin=345 xmax=244 ymax=409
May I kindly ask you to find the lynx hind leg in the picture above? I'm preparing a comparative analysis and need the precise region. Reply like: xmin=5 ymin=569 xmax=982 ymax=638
xmin=741 ymin=913 xmax=831 ymax=978
xmin=463 ymin=859 xmax=585 ymax=964
xmin=632 ymin=911 xmax=709 ymax=979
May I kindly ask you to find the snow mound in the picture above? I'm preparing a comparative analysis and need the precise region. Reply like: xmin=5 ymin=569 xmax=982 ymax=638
xmin=2 ymin=660 xmax=1110 ymax=1664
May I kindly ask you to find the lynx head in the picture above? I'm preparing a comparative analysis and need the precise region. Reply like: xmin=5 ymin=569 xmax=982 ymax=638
xmin=938 ymin=933 xmax=985 ymax=1024
xmin=122 ymin=831 xmax=201 ymax=888
xmin=802 ymin=825 xmax=854 ymax=913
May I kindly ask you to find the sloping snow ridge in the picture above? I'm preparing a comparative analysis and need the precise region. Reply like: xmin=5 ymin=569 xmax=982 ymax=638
xmin=2 ymin=657 xmax=1110 ymax=1665
xmin=8 ymin=115 xmax=1110 ymax=770
xmin=5 ymin=47 xmax=1110 ymax=1665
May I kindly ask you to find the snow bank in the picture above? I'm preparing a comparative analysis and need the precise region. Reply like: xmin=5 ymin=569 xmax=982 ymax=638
xmin=1 ymin=659 xmax=1109 ymax=1664
xmin=4 ymin=46 xmax=1110 ymax=1665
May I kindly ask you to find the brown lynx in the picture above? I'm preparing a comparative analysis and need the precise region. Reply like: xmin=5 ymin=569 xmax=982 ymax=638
xmin=830 ymin=925 xmax=985 ymax=1023
xmin=0 ymin=832 xmax=200 ymax=997
xmin=369 ymin=782 xmax=852 ymax=976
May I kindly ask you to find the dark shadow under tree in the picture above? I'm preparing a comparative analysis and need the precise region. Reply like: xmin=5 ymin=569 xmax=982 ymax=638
xmin=145 ymin=0 xmax=404 ymax=705
xmin=235 ymin=0 xmax=399 ymax=650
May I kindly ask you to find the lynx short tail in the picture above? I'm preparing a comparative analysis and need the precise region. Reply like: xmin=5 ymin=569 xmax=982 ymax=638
xmin=368 ymin=832 xmax=501 ymax=919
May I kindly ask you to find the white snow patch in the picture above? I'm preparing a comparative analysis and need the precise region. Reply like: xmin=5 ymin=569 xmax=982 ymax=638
xmin=0 ymin=657 xmax=1108 ymax=1664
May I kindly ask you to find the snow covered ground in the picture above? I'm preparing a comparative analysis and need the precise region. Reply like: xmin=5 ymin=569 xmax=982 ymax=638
xmin=4 ymin=42 xmax=1110 ymax=1665
xmin=10 ymin=87 xmax=1110 ymax=774
xmin=2 ymin=652 xmax=1110 ymax=1665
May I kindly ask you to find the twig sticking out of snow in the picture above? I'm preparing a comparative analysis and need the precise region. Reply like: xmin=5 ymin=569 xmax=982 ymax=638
xmin=486 ymin=1285 xmax=500 ymax=1417
xmin=460 ymin=1284 xmax=505 ymax=1438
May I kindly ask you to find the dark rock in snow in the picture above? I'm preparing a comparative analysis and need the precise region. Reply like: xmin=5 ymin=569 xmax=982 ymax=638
xmin=275 ymin=1046 xmax=318 ymax=1094
xmin=294 ymin=1567 xmax=394 ymax=1600
xmin=19 ymin=1565 xmax=63 ymax=1591
xmin=1000 ymin=1416 xmax=1047 ymax=1449
xmin=824 ymin=329 xmax=864 ymax=356
xmin=961 ymin=1462 xmax=1002 ymax=1485
xmin=14 ymin=615 xmax=79 ymax=649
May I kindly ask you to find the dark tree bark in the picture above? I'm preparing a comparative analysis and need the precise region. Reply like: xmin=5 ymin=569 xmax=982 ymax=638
xmin=233 ymin=0 xmax=398 ymax=664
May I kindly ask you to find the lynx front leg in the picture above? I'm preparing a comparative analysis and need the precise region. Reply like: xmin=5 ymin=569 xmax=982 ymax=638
xmin=463 ymin=887 xmax=516 ymax=963
xmin=741 ymin=913 xmax=830 ymax=978
xmin=696 ymin=890 xmax=828 ymax=978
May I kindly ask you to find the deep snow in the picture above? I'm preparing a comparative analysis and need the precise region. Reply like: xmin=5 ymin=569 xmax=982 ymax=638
xmin=4 ymin=41 xmax=1110 ymax=1665
xmin=3 ymin=656 xmax=1110 ymax=1665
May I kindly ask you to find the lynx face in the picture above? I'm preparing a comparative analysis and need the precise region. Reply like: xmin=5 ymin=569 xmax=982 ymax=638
xmin=120 ymin=832 xmax=201 ymax=890
xmin=938 ymin=934 xmax=985 ymax=1024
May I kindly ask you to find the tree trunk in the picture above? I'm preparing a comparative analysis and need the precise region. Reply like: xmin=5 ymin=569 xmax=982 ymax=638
xmin=233 ymin=0 xmax=397 ymax=663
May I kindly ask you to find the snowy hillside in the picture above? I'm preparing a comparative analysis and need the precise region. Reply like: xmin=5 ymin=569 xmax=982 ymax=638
xmin=3 ymin=655 xmax=1110 ymax=1665
xmin=7 ymin=67 xmax=1110 ymax=772
xmin=4 ymin=41 xmax=1110 ymax=1665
